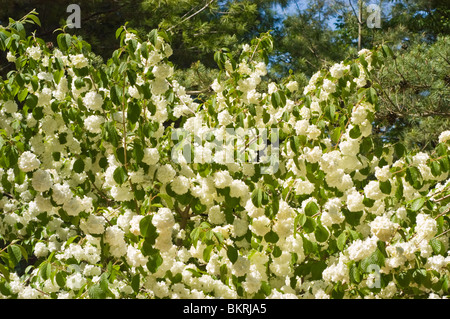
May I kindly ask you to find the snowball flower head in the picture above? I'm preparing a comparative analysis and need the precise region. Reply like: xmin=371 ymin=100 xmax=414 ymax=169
xmin=32 ymin=169 xmax=52 ymax=192
xmin=370 ymin=215 xmax=398 ymax=242
xmin=3 ymin=100 xmax=18 ymax=114
xmin=438 ymin=130 xmax=450 ymax=144
xmin=153 ymin=208 xmax=175 ymax=230
xmin=84 ymin=115 xmax=105 ymax=134
xmin=18 ymin=151 xmax=40 ymax=172
xmin=83 ymin=91 xmax=103 ymax=111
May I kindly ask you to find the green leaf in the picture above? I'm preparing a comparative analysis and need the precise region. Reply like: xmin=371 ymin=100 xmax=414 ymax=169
xmin=203 ymin=245 xmax=214 ymax=263
xmin=337 ymin=231 xmax=348 ymax=251
xmin=379 ymin=180 xmax=391 ymax=195
xmin=430 ymin=161 xmax=441 ymax=177
xmin=57 ymin=33 xmax=72 ymax=51
xmin=127 ymin=102 xmax=141 ymax=124
xmin=227 ymin=245 xmax=238 ymax=264
xmin=405 ymin=166 xmax=423 ymax=189
xmin=104 ymin=122 xmax=120 ymax=147
xmin=360 ymin=248 xmax=385 ymax=272
xmin=139 ymin=215 xmax=155 ymax=239
xmin=349 ymin=125 xmax=361 ymax=139
xmin=73 ymin=158 xmax=85 ymax=173
xmin=304 ymin=201 xmax=319 ymax=216
xmin=394 ymin=143 xmax=406 ymax=159
xmin=436 ymin=143 xmax=447 ymax=157
xmin=55 ymin=272 xmax=66 ymax=288
xmin=251 ymin=188 xmax=268 ymax=208
xmin=147 ymin=250 xmax=163 ymax=273
xmin=25 ymin=93 xmax=38 ymax=109
xmin=314 ymin=225 xmax=329 ymax=242
xmin=88 ymin=284 xmax=106 ymax=299
xmin=429 ymin=238 xmax=445 ymax=255
xmin=271 ymin=91 xmax=286 ymax=108
xmin=302 ymin=216 xmax=316 ymax=233
xmin=0 ymin=263 xmax=10 ymax=282
xmin=110 ymin=85 xmax=122 ymax=105
xmin=324 ymin=104 xmax=335 ymax=121
xmin=7 ymin=245 xmax=22 ymax=267
xmin=381 ymin=45 xmax=394 ymax=58
xmin=351 ymin=63 xmax=360 ymax=77
xmin=366 ymin=88 xmax=378 ymax=105
xmin=39 ymin=261 xmax=51 ymax=280
xmin=264 ymin=230 xmax=279 ymax=243
xmin=331 ymin=127 xmax=341 ymax=144
xmin=410 ymin=197 xmax=426 ymax=212
xmin=349 ymin=263 xmax=361 ymax=283
xmin=131 ymin=274 xmax=140 ymax=293
xmin=113 ymin=166 xmax=128 ymax=185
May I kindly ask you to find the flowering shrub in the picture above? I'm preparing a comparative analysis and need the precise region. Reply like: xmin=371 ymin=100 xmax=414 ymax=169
xmin=0 ymin=12 xmax=449 ymax=299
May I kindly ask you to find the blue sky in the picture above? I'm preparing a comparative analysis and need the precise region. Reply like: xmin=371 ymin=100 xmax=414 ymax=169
xmin=271 ymin=0 xmax=395 ymax=30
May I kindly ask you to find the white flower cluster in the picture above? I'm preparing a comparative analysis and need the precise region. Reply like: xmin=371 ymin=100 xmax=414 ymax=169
xmin=0 ymin=28 xmax=448 ymax=300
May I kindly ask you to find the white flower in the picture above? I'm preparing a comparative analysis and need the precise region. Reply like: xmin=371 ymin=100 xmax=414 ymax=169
xmin=364 ymin=180 xmax=384 ymax=200
xmin=232 ymin=256 xmax=250 ymax=277
xmin=330 ymin=62 xmax=349 ymax=79
xmin=6 ymin=51 xmax=16 ymax=62
xmin=110 ymin=185 xmax=134 ymax=201
xmin=268 ymin=82 xmax=278 ymax=94
xmin=126 ymin=245 xmax=147 ymax=268
xmin=156 ymin=164 xmax=176 ymax=184
xmin=84 ymin=115 xmax=105 ymax=134
xmin=211 ymin=79 xmax=223 ymax=93
xmin=295 ymin=180 xmax=315 ymax=195
xmin=218 ymin=110 xmax=233 ymax=127
xmin=32 ymin=169 xmax=52 ymax=192
xmin=208 ymin=205 xmax=226 ymax=225
xmin=3 ymin=100 xmax=18 ymax=114
xmin=69 ymin=54 xmax=89 ymax=68
xmin=128 ymin=86 xmax=141 ymax=99
xmin=66 ymin=272 xmax=87 ymax=291
xmin=347 ymin=236 xmax=378 ymax=261
xmin=171 ymin=175 xmax=190 ymax=195
xmin=375 ymin=165 xmax=391 ymax=182
xmin=250 ymin=215 xmax=271 ymax=236
xmin=438 ymin=130 xmax=450 ymax=144
xmin=63 ymin=197 xmax=84 ymax=216
xmin=83 ymin=91 xmax=103 ymax=111
xmin=339 ymin=138 xmax=360 ymax=156
xmin=286 ymin=80 xmax=298 ymax=92
xmin=142 ymin=148 xmax=159 ymax=165
xmin=26 ymin=46 xmax=42 ymax=60
xmin=415 ymin=213 xmax=437 ymax=242
xmin=426 ymin=255 xmax=447 ymax=272
xmin=213 ymin=170 xmax=233 ymax=189
xmin=346 ymin=188 xmax=365 ymax=212
xmin=229 ymin=180 xmax=249 ymax=198
xmin=80 ymin=215 xmax=105 ymax=234
xmin=34 ymin=242 xmax=49 ymax=258
xmin=370 ymin=216 xmax=398 ymax=242
xmin=323 ymin=260 xmax=349 ymax=283
xmin=18 ymin=151 xmax=40 ymax=172
xmin=105 ymin=225 xmax=125 ymax=246
xmin=52 ymin=183 xmax=72 ymax=205
xmin=153 ymin=207 xmax=175 ymax=230
xmin=322 ymin=79 xmax=336 ymax=94
xmin=152 ymin=64 xmax=173 ymax=79
xmin=129 ymin=215 xmax=144 ymax=236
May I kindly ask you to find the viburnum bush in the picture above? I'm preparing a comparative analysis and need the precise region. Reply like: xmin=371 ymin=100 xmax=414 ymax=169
xmin=0 ymin=11 xmax=449 ymax=299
